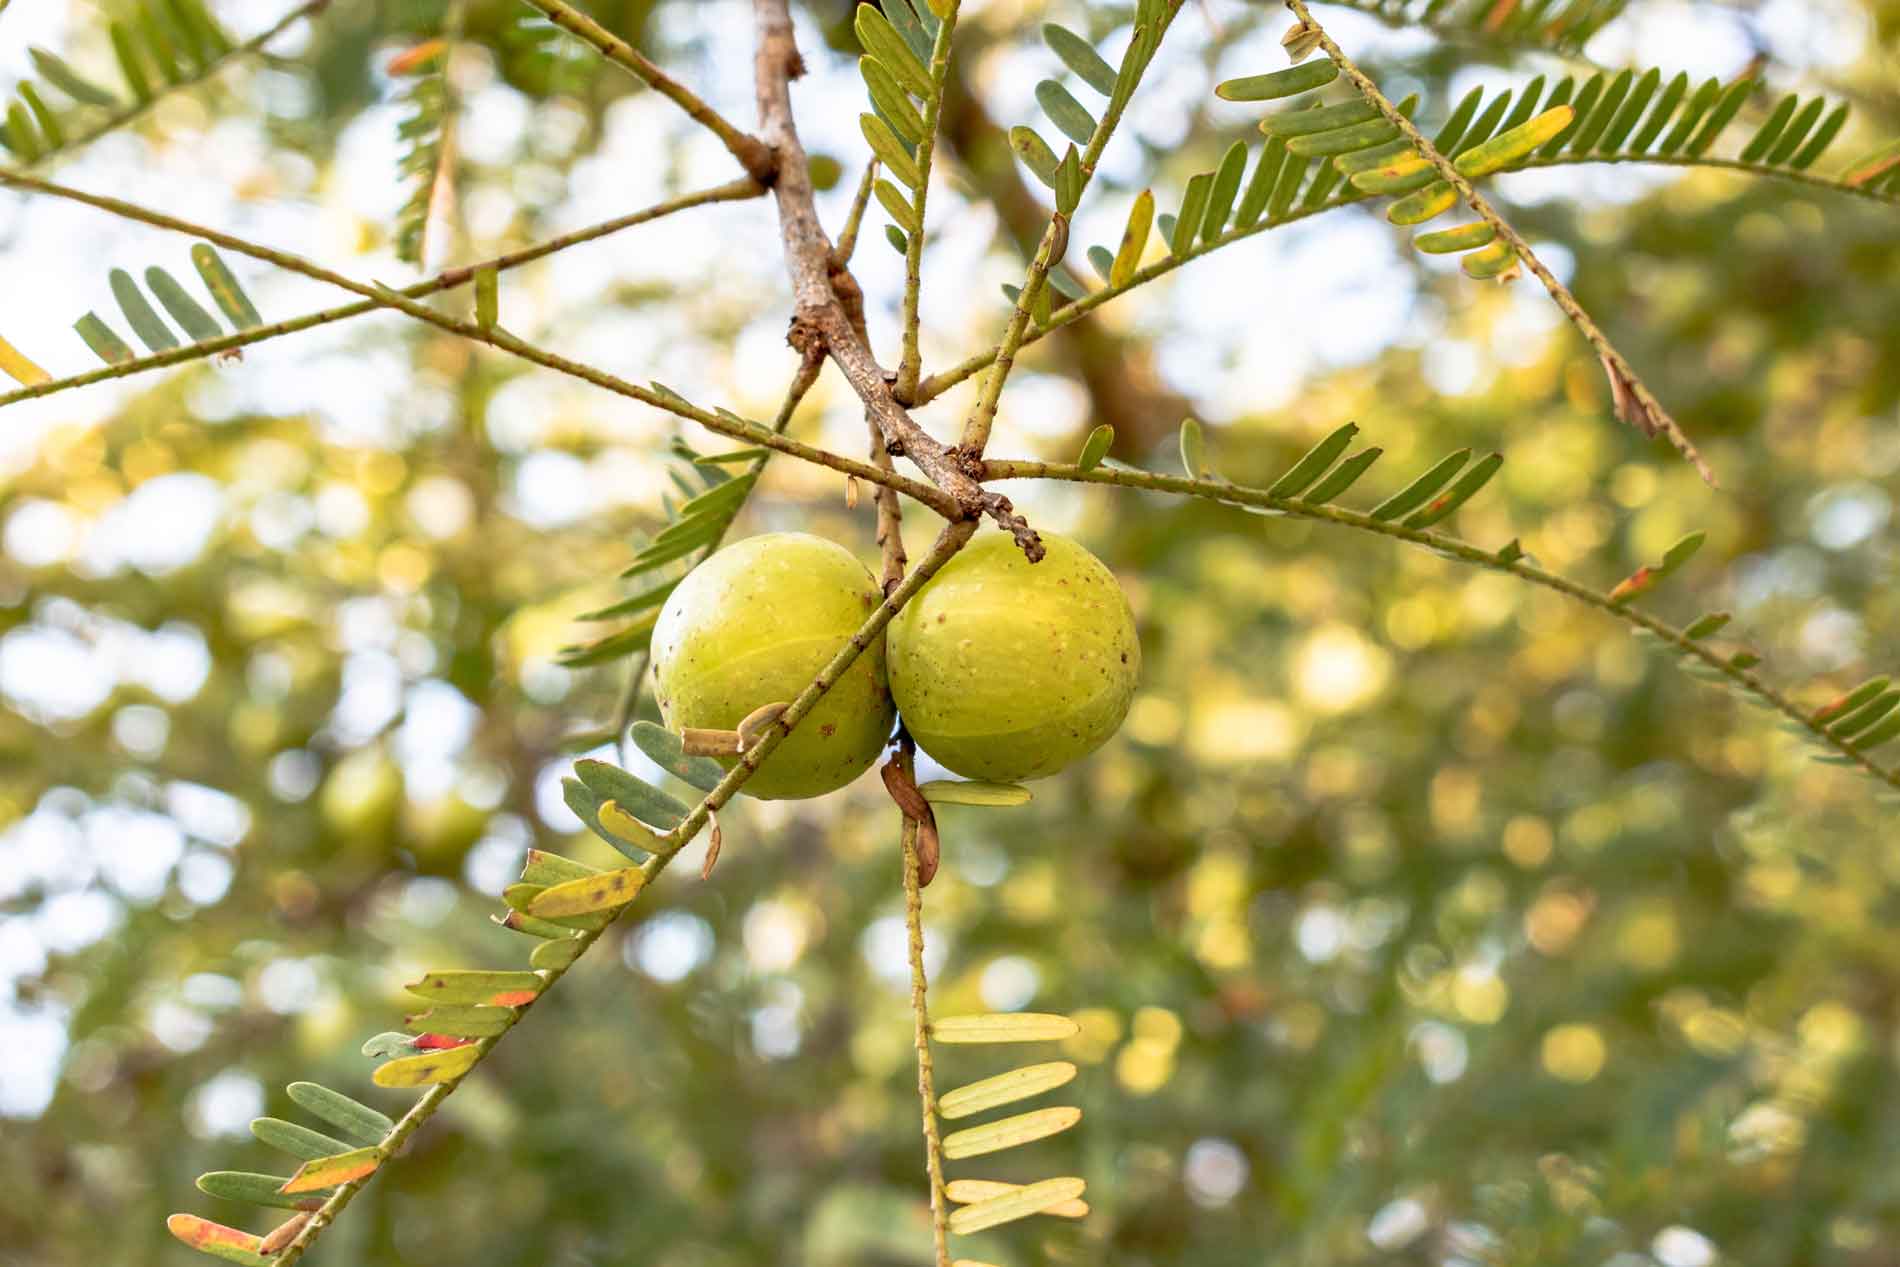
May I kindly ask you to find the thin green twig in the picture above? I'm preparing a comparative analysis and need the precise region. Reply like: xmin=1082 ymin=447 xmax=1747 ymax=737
xmin=981 ymin=456 xmax=1900 ymax=792
xmin=893 ymin=2 xmax=961 ymax=403
xmin=0 ymin=177 xmax=764 ymax=409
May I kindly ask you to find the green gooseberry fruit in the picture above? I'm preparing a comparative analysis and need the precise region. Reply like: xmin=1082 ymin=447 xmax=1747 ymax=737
xmin=887 ymin=529 xmax=1139 ymax=782
xmin=651 ymin=532 xmax=894 ymax=800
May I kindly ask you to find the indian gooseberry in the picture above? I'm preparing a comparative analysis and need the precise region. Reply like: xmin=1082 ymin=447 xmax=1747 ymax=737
xmin=651 ymin=532 xmax=895 ymax=800
xmin=887 ymin=530 xmax=1139 ymax=783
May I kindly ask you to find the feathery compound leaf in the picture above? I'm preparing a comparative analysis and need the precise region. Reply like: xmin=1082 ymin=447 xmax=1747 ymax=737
xmin=1036 ymin=79 xmax=1097 ymax=147
xmin=404 ymin=969 xmax=543 ymax=1006
xmin=1269 ymin=421 xmax=1359 ymax=498
xmin=1404 ymin=452 xmax=1502 ymax=526
xmin=527 ymin=866 xmax=646 ymax=917
xmin=166 ymin=1214 xmax=270 ymax=1266
xmin=109 ymin=268 xmax=179 ymax=352
xmin=279 ymin=1147 xmax=381 ymax=1194
xmin=854 ymin=5 xmax=931 ymax=97
xmin=402 ymin=1004 xmax=514 ymax=1037
xmin=285 ymin=1083 xmax=394 ymax=1147
xmin=373 ymin=1042 xmax=480 ymax=1089
xmin=1302 ymin=446 xmax=1382 ymax=504
xmin=1414 ymin=222 xmax=1495 ymax=254
xmin=189 ymin=244 xmax=262 ymax=329
xmin=941 ymin=1106 xmax=1082 ymax=1159
xmin=930 ymin=1012 xmax=1080 ymax=1043
xmin=1216 ymin=59 xmax=1338 ymax=102
xmin=196 ymin=1171 xmax=325 ymax=1211
xmin=1370 ymin=450 xmax=1470 ymax=521
xmin=918 ymin=780 xmax=1032 ymax=807
xmin=939 ymin=1061 xmax=1077 ymax=1119
xmin=1008 ymin=124 xmax=1059 ymax=189
xmin=1456 ymin=105 xmax=1575 ymax=178
xmin=1111 ymin=190 xmax=1153 ymax=287
xmin=1077 ymin=423 xmax=1115 ymax=470
xmin=1043 ymin=24 xmax=1116 ymax=97
xmin=949 ymin=1177 xmax=1088 ymax=1235
xmin=144 ymin=267 xmax=222 ymax=342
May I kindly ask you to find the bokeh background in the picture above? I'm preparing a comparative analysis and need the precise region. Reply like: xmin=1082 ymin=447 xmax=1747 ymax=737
xmin=4 ymin=0 xmax=1900 ymax=1264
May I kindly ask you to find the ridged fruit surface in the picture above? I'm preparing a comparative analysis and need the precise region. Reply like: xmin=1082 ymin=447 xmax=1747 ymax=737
xmin=887 ymin=531 xmax=1139 ymax=782
xmin=652 ymin=533 xmax=893 ymax=799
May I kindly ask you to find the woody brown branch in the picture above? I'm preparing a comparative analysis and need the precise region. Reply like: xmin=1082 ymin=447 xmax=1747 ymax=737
xmin=751 ymin=0 xmax=1044 ymax=561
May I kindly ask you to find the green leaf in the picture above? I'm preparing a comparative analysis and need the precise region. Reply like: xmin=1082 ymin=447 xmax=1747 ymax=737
xmin=144 ymin=267 xmax=221 ymax=342
xmin=1387 ymin=181 xmax=1456 ymax=226
xmin=1077 ymin=424 xmax=1114 ymax=471
xmin=1179 ymin=416 xmax=1210 ymax=478
xmin=531 ymin=936 xmax=586 ymax=971
xmin=1369 ymin=450 xmax=1471 ymax=521
xmin=18 ymin=82 xmax=65 ymax=148
xmin=853 ymin=4 xmax=931 ymax=98
xmin=1687 ymin=77 xmax=1754 ymax=157
xmin=1215 ymin=59 xmax=1338 ymax=102
xmin=110 ymin=22 xmax=155 ymax=101
xmin=1270 ymin=99 xmax=1381 ymax=138
xmin=1849 ymin=712 xmax=1900 ymax=751
xmin=1043 ymin=24 xmax=1115 ymax=97
xmin=1036 ymin=79 xmax=1097 ymax=147
xmin=1415 ymin=222 xmax=1495 ymax=254
xmin=1335 ymin=137 xmax=1415 ymax=176
xmin=182 ymin=244 xmax=261 ymax=330
xmin=948 ymin=1177 xmax=1087 ymax=1236
xmin=861 ymin=57 xmax=925 ymax=143
xmin=918 ymin=779 xmax=1033 ymax=807
xmin=938 ymin=1061 xmax=1076 ymax=1119
xmin=1542 ymin=73 xmax=1601 ymax=155
xmin=1301 ymin=447 xmax=1382 ymax=504
xmin=285 ymin=1083 xmax=394 ymax=1147
xmin=1201 ymin=140 xmax=1247 ymax=242
xmin=574 ymin=758 xmax=690 ymax=830
xmin=1683 ymin=612 xmax=1732 ymax=639
xmin=402 ymin=1003 xmax=515 ymax=1038
xmin=250 ymin=1118 xmax=351 ymax=1163
xmin=1458 ymin=90 xmax=1518 ymax=155
xmin=1628 ymin=72 xmax=1688 ymax=154
xmin=1461 ymin=240 xmax=1517 ymax=279
xmin=403 ymin=969 xmax=543 ymax=1006
xmin=1110 ymin=190 xmax=1153 ymax=287
xmin=1054 ymin=143 xmax=1082 ymax=215
xmin=372 ymin=1043 xmax=480 ymax=1089
xmin=196 ymin=1170 xmax=325 ymax=1211
xmin=1009 ymin=125 xmax=1059 ymax=188
xmin=1268 ymin=421 xmax=1359 ymax=498
xmin=1833 ymin=691 xmax=1900 ymax=739
xmin=280 ymin=1146 xmax=381 ymax=1194
xmin=1286 ymin=116 xmax=1400 ymax=157
xmin=1598 ymin=67 xmax=1661 ymax=153
xmin=1087 ymin=243 xmax=1115 ymax=282
xmin=1660 ymin=531 xmax=1706 ymax=574
xmin=1789 ymin=102 xmax=1848 ymax=169
xmin=859 ymin=113 xmax=920 ymax=188
xmin=1404 ymin=452 xmax=1503 ymax=526
xmin=628 ymin=721 xmax=725 ymax=791
xmin=930 ymin=1012 xmax=1080 ymax=1043
xmin=941 ymin=1106 xmax=1082 ymax=1160
xmin=74 ymin=313 xmax=136 ymax=364
xmin=1171 ymin=172 xmax=1212 ymax=255
xmin=109 ymin=268 xmax=178 ymax=352
xmin=1658 ymin=77 xmax=1722 ymax=156
xmin=1456 ymin=106 xmax=1576 ymax=178
xmin=1235 ymin=136 xmax=1287 ymax=229
xmin=30 ymin=47 xmax=119 ymax=107
xmin=1431 ymin=86 xmax=1484 ymax=153
xmin=474 ymin=265 xmax=498 ymax=328
xmin=875 ymin=177 xmax=919 ymax=232
xmin=1738 ymin=92 xmax=1798 ymax=164
xmin=1569 ymin=68 xmax=1633 ymax=154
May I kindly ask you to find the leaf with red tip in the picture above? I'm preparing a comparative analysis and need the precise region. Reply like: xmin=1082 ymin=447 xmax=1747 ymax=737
xmin=404 ymin=969 xmax=543 ymax=1006
xmin=165 ymin=1214 xmax=269 ymax=1265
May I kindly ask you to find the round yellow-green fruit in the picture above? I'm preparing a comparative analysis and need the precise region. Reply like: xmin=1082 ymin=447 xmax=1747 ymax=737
xmin=887 ymin=530 xmax=1139 ymax=782
xmin=651 ymin=532 xmax=894 ymax=800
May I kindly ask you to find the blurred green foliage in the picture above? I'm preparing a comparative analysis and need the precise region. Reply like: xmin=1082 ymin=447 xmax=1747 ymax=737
xmin=3 ymin=2 xmax=1900 ymax=1266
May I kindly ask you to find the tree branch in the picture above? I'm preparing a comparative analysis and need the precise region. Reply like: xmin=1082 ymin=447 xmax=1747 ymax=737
xmin=522 ymin=0 xmax=777 ymax=183
xmin=893 ymin=3 xmax=961 ymax=402
xmin=1284 ymin=0 xmax=1717 ymax=485
xmin=750 ymin=0 xmax=1043 ymax=560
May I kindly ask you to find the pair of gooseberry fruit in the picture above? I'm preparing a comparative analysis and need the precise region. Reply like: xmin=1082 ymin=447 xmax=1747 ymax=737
xmin=650 ymin=529 xmax=1141 ymax=800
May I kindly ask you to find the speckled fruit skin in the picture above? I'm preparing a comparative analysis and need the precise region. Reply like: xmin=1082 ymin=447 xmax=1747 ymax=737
xmin=887 ymin=530 xmax=1140 ymax=782
xmin=651 ymin=533 xmax=894 ymax=800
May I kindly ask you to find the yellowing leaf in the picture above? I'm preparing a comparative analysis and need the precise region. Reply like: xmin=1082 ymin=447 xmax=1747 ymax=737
xmin=939 ymin=1061 xmax=1077 ymax=1119
xmin=941 ymin=1106 xmax=1082 ymax=1159
xmin=948 ymin=1176 xmax=1087 ymax=1234
xmin=279 ymin=1146 xmax=381 ymax=1194
xmin=527 ymin=866 xmax=646 ymax=917
xmin=917 ymin=780 xmax=1032 ymax=807
xmin=372 ymin=1041 xmax=481 ymax=1088
xmin=931 ymin=1012 xmax=1080 ymax=1044
xmin=0 ymin=332 xmax=49 ymax=386
xmin=166 ymin=1214 xmax=269 ymax=1266
xmin=945 ymin=1179 xmax=1089 ymax=1218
